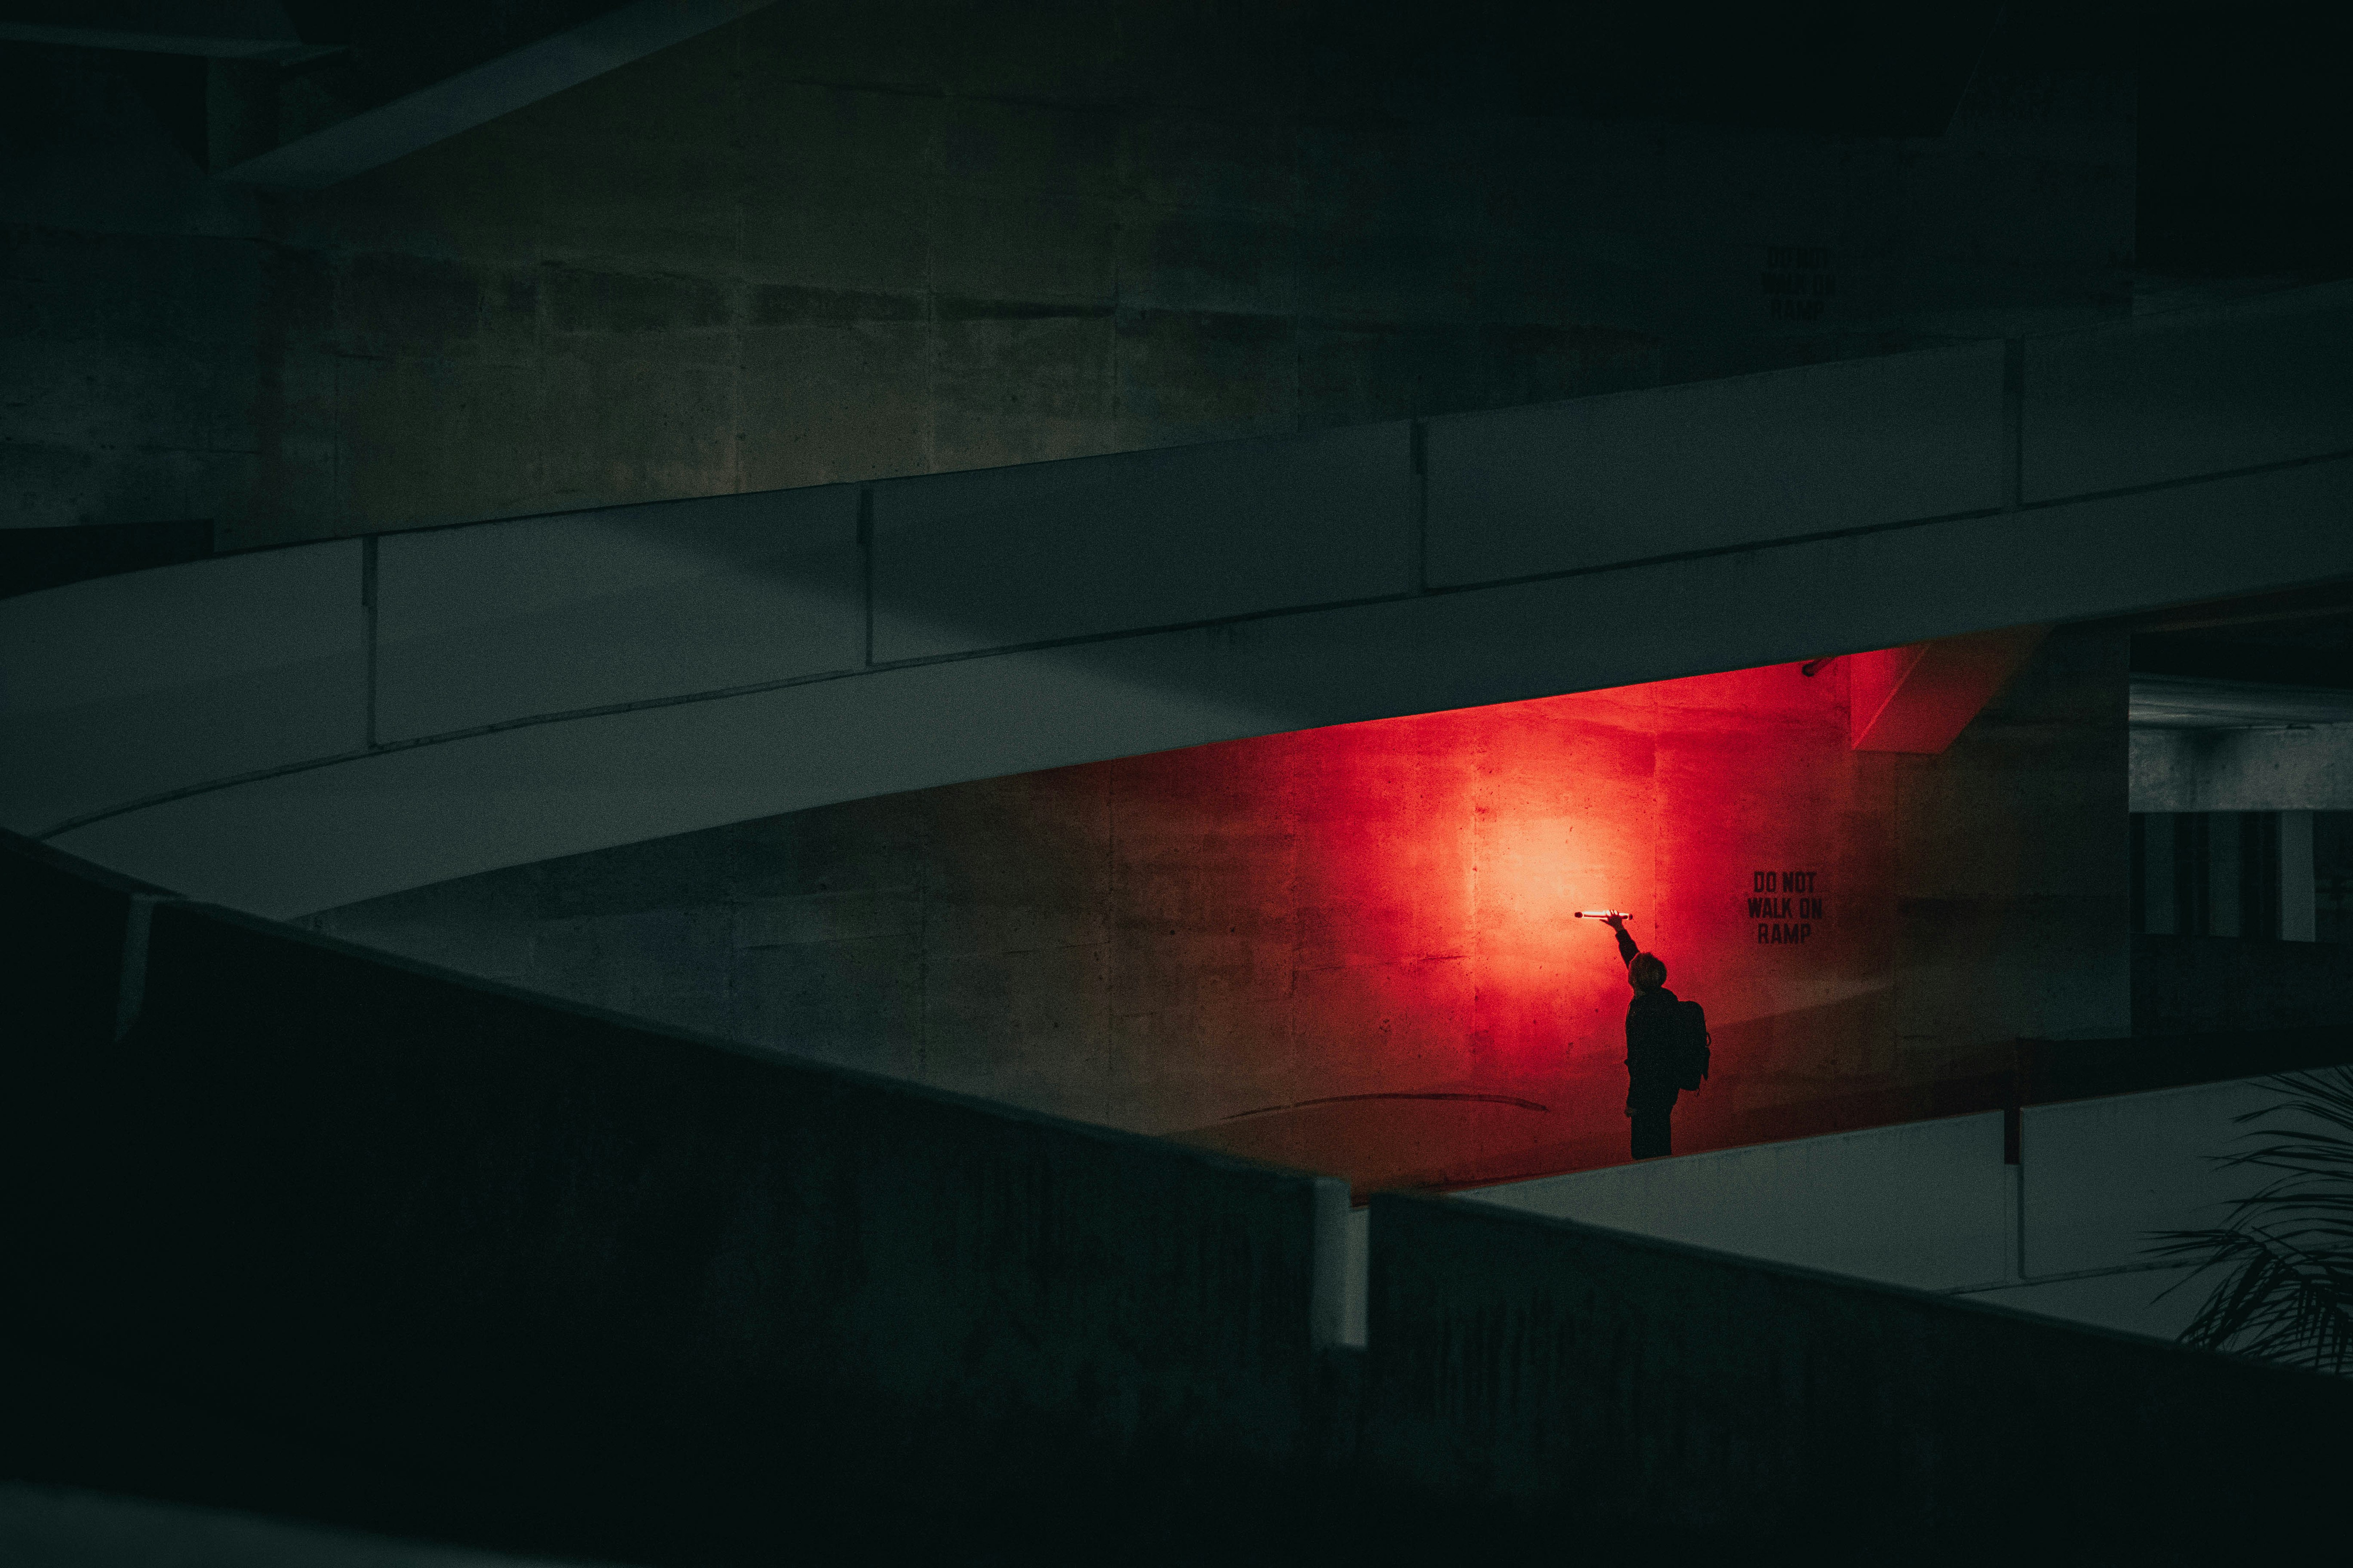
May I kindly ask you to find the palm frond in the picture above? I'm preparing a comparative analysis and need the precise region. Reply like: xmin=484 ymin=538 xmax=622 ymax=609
xmin=2141 ymin=1065 xmax=2353 ymax=1378
xmin=2150 ymin=1225 xmax=2353 ymax=1374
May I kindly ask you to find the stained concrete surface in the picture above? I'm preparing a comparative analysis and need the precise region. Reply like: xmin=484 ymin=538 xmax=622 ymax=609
xmin=2 ymin=5 xmax=2132 ymax=546
xmin=2133 ymin=722 xmax=2353 ymax=813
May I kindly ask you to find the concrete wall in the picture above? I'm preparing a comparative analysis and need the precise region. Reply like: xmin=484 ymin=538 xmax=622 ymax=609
xmin=1893 ymin=622 xmax=2129 ymax=1058
xmin=1 ymin=834 xmax=1353 ymax=1563
xmin=1360 ymin=1193 xmax=2350 ymax=1556
xmin=298 ymin=629 xmax=2126 ymax=1196
xmin=10 ymin=280 xmax=2349 ymax=920
xmin=11 ymin=831 xmax=2348 ymax=1563
xmin=2133 ymin=722 xmax=2353 ymax=812
xmin=2 ymin=7 xmax=2130 ymax=550
xmin=1461 ymin=1072 xmax=2345 ymax=1344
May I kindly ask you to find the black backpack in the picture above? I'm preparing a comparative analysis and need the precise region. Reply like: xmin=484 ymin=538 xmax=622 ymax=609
xmin=1674 ymin=998 xmax=1711 ymax=1091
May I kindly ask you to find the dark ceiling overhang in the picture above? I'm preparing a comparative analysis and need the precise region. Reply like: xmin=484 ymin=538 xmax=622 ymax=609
xmin=0 ymin=0 xmax=776 ymax=187
xmin=1299 ymin=1 xmax=2005 ymax=136
xmin=2130 ymin=676 xmax=2353 ymax=729
xmin=0 ymin=0 xmax=326 ymax=59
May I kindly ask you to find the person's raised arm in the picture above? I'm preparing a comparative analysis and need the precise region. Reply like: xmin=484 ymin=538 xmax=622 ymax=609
xmin=1604 ymin=913 xmax=1638 ymax=969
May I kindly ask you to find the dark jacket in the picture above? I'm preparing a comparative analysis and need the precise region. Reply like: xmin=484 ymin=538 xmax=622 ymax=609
xmin=1612 ymin=926 xmax=1682 ymax=1110
xmin=1624 ymin=986 xmax=1684 ymax=1111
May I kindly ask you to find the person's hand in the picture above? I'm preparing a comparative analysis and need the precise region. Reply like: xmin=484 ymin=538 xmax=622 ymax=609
xmin=1603 ymin=913 xmax=1627 ymax=932
xmin=1624 ymin=1101 xmax=1635 ymax=1117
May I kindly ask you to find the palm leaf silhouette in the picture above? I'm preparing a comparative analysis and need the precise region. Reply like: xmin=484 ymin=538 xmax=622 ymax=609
xmin=2144 ymin=1066 xmax=2353 ymax=1376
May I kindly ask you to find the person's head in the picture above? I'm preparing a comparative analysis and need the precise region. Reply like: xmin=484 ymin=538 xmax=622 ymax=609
xmin=1629 ymin=952 xmax=1666 ymax=992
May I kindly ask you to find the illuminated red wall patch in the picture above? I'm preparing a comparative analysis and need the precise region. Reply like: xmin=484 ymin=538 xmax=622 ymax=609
xmin=1103 ymin=646 xmax=2085 ymax=1195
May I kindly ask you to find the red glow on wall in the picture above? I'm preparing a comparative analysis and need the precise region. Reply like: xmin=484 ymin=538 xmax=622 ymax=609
xmin=1131 ymin=657 xmax=1952 ymax=1195
xmin=1848 ymin=626 xmax=2047 ymax=752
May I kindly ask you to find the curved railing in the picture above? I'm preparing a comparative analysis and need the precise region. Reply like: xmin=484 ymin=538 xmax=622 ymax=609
xmin=5 ymin=280 xmax=2350 ymax=916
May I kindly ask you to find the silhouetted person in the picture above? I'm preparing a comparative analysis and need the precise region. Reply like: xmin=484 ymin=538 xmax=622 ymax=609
xmin=1602 ymin=914 xmax=1681 ymax=1159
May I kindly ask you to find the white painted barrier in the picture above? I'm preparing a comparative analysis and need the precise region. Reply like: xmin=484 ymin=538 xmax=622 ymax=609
xmin=375 ymin=487 xmax=862 ymax=742
xmin=1462 ymin=1111 xmax=2016 ymax=1291
xmin=1447 ymin=1071 xmax=2335 ymax=1346
xmin=2020 ymin=1078 xmax=2282 ymax=1277
xmin=0 ymin=544 xmax=367 ymax=832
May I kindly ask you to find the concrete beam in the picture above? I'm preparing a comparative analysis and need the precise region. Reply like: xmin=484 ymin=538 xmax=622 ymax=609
xmin=2130 ymin=675 xmax=2353 ymax=728
xmin=1847 ymin=624 xmax=2048 ymax=753
xmin=2130 ymin=721 xmax=2353 ymax=812
xmin=211 ymin=0 xmax=774 ymax=189
xmin=0 ymin=1 xmax=319 ymax=59
xmin=29 ymin=457 xmax=2353 ymax=918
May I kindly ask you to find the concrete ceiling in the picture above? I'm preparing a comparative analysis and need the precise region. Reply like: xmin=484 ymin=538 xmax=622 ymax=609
xmin=2129 ymin=675 xmax=2353 ymax=729
xmin=11 ymin=1 xmax=2348 ymax=280
xmin=2128 ymin=590 xmax=2353 ymax=727
xmin=0 ymin=0 xmax=777 ymax=186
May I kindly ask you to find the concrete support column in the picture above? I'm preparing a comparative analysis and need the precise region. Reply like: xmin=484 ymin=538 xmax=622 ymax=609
xmin=2134 ymin=812 xmax=2176 ymax=934
xmin=2281 ymin=809 xmax=2317 ymax=941
xmin=2209 ymin=816 xmax=2242 ymax=936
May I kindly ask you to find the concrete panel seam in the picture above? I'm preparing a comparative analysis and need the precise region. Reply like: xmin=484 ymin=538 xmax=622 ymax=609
xmin=2013 ymin=1158 xmax=2027 ymax=1281
xmin=1951 ymin=1258 xmax=2195 ymax=1294
xmin=1433 ymin=445 xmax=2353 ymax=597
xmin=361 ymin=535 xmax=379 ymax=750
xmin=859 ymin=486 xmax=875 ymax=670
xmin=1929 ymin=1274 xmax=2022 ymax=1295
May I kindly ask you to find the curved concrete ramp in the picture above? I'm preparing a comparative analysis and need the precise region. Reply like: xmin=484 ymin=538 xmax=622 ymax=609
xmin=6 ymin=282 xmax=2350 ymax=916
